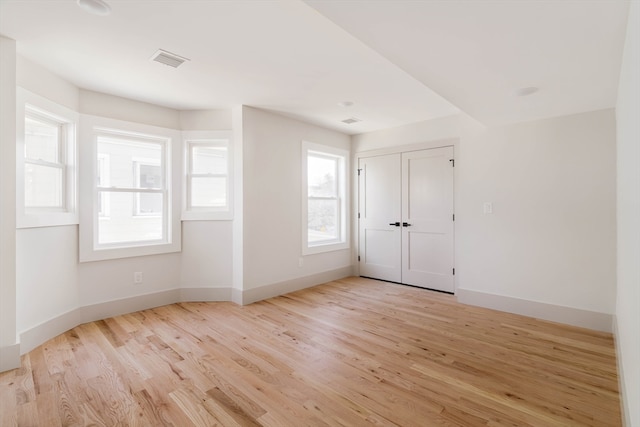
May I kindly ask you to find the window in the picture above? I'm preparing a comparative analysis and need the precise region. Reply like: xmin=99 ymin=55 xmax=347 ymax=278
xmin=183 ymin=131 xmax=232 ymax=220
xmin=16 ymin=88 xmax=78 ymax=228
xmin=95 ymin=131 xmax=166 ymax=247
xmin=302 ymin=141 xmax=349 ymax=254
xmin=79 ymin=116 xmax=181 ymax=262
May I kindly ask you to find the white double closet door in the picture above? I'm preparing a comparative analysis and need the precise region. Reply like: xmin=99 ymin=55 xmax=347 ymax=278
xmin=358 ymin=146 xmax=454 ymax=293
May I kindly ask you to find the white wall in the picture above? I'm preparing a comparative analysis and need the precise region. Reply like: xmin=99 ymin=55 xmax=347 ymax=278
xmin=352 ymin=114 xmax=463 ymax=153
xmin=15 ymin=58 xmax=81 ymax=339
xmin=17 ymin=227 xmax=79 ymax=332
xmin=457 ymin=110 xmax=617 ymax=314
xmin=615 ymin=1 xmax=640 ymax=425
xmin=0 ymin=36 xmax=19 ymax=371
xmin=354 ymin=109 xmax=617 ymax=331
xmin=17 ymin=56 xmax=79 ymax=111
xmin=80 ymin=89 xmax=180 ymax=129
xmin=180 ymin=109 xmax=234 ymax=290
xmin=241 ymin=107 xmax=352 ymax=292
xmin=13 ymin=59 xmax=236 ymax=351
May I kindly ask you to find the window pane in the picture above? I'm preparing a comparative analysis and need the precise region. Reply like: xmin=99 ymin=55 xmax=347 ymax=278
xmin=25 ymin=116 xmax=59 ymax=162
xmin=308 ymin=155 xmax=337 ymax=197
xmin=191 ymin=177 xmax=227 ymax=207
xmin=137 ymin=193 xmax=163 ymax=216
xmin=97 ymin=138 xmax=162 ymax=188
xmin=98 ymin=191 xmax=163 ymax=244
xmin=308 ymin=198 xmax=338 ymax=243
xmin=25 ymin=164 xmax=62 ymax=208
xmin=138 ymin=164 xmax=162 ymax=189
xmin=192 ymin=146 xmax=227 ymax=174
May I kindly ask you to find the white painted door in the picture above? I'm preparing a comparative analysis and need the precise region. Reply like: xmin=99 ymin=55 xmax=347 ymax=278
xmin=358 ymin=154 xmax=402 ymax=282
xmin=401 ymin=147 xmax=454 ymax=292
xmin=357 ymin=147 xmax=454 ymax=293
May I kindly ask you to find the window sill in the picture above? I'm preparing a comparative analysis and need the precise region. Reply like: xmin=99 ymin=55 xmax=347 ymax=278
xmin=302 ymin=241 xmax=349 ymax=256
xmin=17 ymin=212 xmax=79 ymax=229
xmin=79 ymin=239 xmax=181 ymax=262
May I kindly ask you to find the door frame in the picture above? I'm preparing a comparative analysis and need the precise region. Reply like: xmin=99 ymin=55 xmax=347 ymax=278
xmin=353 ymin=137 xmax=458 ymax=293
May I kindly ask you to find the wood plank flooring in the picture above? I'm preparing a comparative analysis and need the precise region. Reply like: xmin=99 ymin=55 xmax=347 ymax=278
xmin=0 ymin=277 xmax=621 ymax=426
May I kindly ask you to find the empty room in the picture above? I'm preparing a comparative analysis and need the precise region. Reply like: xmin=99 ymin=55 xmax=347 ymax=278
xmin=0 ymin=0 xmax=638 ymax=425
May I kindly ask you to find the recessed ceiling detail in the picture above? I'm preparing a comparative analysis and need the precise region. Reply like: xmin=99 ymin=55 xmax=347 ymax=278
xmin=150 ymin=49 xmax=190 ymax=68
xmin=76 ymin=0 xmax=111 ymax=16
xmin=341 ymin=117 xmax=361 ymax=124
xmin=513 ymin=87 xmax=539 ymax=97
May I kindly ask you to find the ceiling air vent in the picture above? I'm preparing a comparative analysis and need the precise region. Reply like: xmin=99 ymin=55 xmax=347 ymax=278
xmin=151 ymin=49 xmax=189 ymax=68
xmin=341 ymin=117 xmax=362 ymax=125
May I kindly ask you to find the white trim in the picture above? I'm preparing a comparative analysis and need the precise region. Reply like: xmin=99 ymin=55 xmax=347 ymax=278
xmin=79 ymin=115 xmax=181 ymax=262
xmin=613 ymin=316 xmax=632 ymax=427
xmin=0 ymin=344 xmax=20 ymax=373
xmin=16 ymin=87 xmax=78 ymax=228
xmin=456 ymin=288 xmax=613 ymax=332
xmin=180 ymin=287 xmax=232 ymax=302
xmin=15 ymin=269 xmax=352 ymax=357
xmin=182 ymin=130 xmax=233 ymax=221
xmin=240 ymin=266 xmax=353 ymax=305
xmin=19 ymin=308 xmax=81 ymax=355
xmin=301 ymin=141 xmax=349 ymax=255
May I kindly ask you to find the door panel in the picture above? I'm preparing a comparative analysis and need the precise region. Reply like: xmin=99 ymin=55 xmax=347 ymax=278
xmin=401 ymin=147 xmax=454 ymax=292
xmin=358 ymin=154 xmax=401 ymax=282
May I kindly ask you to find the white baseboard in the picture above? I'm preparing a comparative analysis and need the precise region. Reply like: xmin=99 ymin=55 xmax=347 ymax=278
xmin=231 ymin=288 xmax=243 ymax=305
xmin=16 ymin=269 xmax=353 ymax=357
xmin=240 ymin=266 xmax=353 ymax=305
xmin=180 ymin=287 xmax=232 ymax=302
xmin=0 ymin=343 xmax=20 ymax=372
xmin=81 ymin=289 xmax=182 ymax=324
xmin=613 ymin=316 xmax=631 ymax=427
xmin=456 ymin=288 xmax=613 ymax=332
xmin=20 ymin=308 xmax=81 ymax=354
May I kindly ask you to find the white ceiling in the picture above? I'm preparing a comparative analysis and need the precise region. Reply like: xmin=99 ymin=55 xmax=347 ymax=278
xmin=0 ymin=0 xmax=629 ymax=134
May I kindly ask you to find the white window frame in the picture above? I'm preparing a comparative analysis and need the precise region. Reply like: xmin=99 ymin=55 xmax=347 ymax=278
xmin=79 ymin=115 xmax=181 ymax=262
xmin=182 ymin=131 xmax=233 ymax=221
xmin=97 ymin=153 xmax=111 ymax=218
xmin=16 ymin=88 xmax=78 ymax=228
xmin=301 ymin=141 xmax=349 ymax=255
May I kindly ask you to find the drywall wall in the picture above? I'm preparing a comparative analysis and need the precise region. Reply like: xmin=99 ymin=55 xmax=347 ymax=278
xmin=354 ymin=109 xmax=617 ymax=329
xmin=352 ymin=114 xmax=463 ymax=153
xmin=456 ymin=109 xmax=617 ymax=315
xmin=0 ymin=36 xmax=19 ymax=371
xmin=80 ymin=89 xmax=180 ymax=129
xmin=615 ymin=1 xmax=640 ymax=425
xmin=14 ymin=58 xmax=82 ymax=349
xmin=241 ymin=106 xmax=352 ymax=291
xmin=181 ymin=221 xmax=233 ymax=289
xmin=180 ymin=109 xmax=235 ymax=291
xmin=180 ymin=109 xmax=232 ymax=130
xmin=16 ymin=227 xmax=79 ymax=333
xmin=17 ymin=55 xmax=79 ymax=111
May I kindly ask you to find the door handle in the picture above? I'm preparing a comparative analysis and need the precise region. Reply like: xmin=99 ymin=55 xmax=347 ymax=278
xmin=402 ymin=222 xmax=411 ymax=227
xmin=389 ymin=222 xmax=400 ymax=227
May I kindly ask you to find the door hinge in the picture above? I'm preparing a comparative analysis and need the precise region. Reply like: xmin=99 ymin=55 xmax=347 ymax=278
xmin=453 ymin=268 xmax=455 ymax=275
xmin=358 ymin=255 xmax=361 ymax=262
xmin=358 ymin=212 xmax=361 ymax=219
xmin=449 ymin=159 xmax=455 ymax=167
xmin=453 ymin=214 xmax=455 ymax=221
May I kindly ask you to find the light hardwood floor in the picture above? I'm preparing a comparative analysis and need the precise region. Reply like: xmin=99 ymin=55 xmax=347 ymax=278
xmin=0 ymin=277 xmax=621 ymax=426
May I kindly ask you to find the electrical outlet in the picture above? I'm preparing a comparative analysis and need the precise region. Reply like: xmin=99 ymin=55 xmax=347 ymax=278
xmin=298 ymin=257 xmax=304 ymax=268
xmin=133 ymin=272 xmax=143 ymax=284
